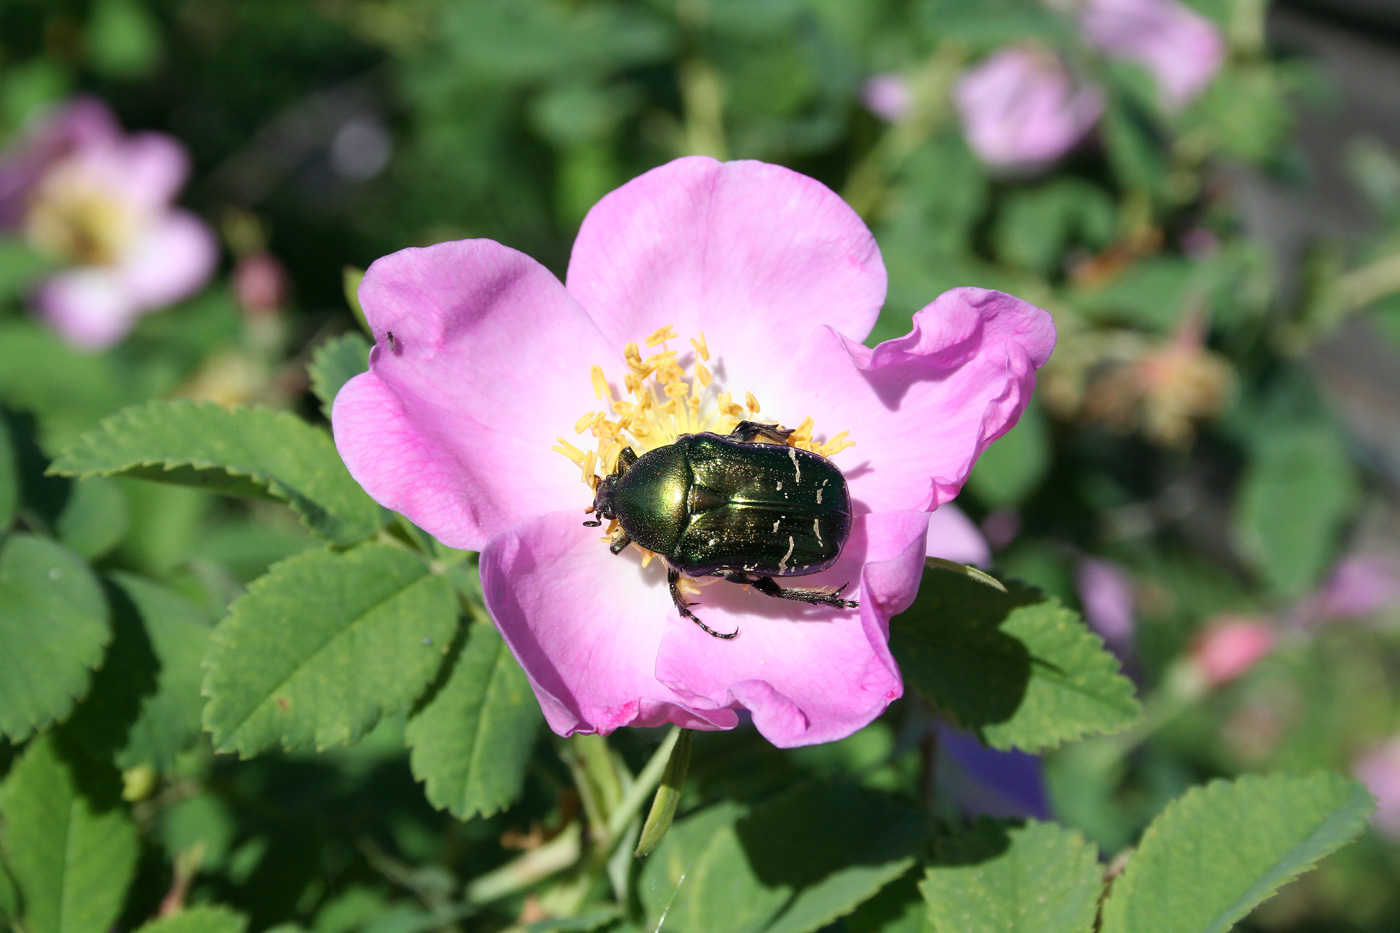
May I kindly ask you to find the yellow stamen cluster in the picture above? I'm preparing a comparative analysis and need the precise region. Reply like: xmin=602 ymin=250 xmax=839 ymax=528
xmin=551 ymin=325 xmax=855 ymax=490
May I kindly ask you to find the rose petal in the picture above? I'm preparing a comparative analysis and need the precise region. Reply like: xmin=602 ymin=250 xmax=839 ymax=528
xmin=118 ymin=210 xmax=218 ymax=309
xmin=332 ymin=240 xmax=618 ymax=550
xmin=1079 ymin=0 xmax=1224 ymax=110
xmin=481 ymin=510 xmax=739 ymax=737
xmin=750 ymin=287 xmax=1055 ymax=515
xmin=566 ymin=156 xmax=887 ymax=357
xmin=0 ymin=97 xmax=121 ymax=229
xmin=927 ymin=504 xmax=991 ymax=566
xmin=32 ymin=267 xmax=139 ymax=351
xmin=654 ymin=511 xmax=929 ymax=748
xmin=111 ymin=132 xmax=192 ymax=210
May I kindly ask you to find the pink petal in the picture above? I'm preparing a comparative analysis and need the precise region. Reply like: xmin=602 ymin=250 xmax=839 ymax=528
xmin=953 ymin=48 xmax=1103 ymax=171
xmin=32 ymin=267 xmax=140 ymax=351
xmin=927 ymin=504 xmax=991 ymax=566
xmin=565 ymin=156 xmax=887 ymax=357
xmin=654 ymin=511 xmax=930 ymax=748
xmin=112 ymin=132 xmax=192 ymax=210
xmin=480 ymin=510 xmax=740 ymax=737
xmin=118 ymin=210 xmax=218 ymax=309
xmin=0 ymin=97 xmax=121 ymax=229
xmin=1079 ymin=0 xmax=1224 ymax=109
xmin=750 ymin=287 xmax=1055 ymax=515
xmin=331 ymin=240 xmax=618 ymax=550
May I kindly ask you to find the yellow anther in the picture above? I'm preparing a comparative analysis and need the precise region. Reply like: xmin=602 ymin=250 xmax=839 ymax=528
xmin=624 ymin=341 xmax=642 ymax=361
xmin=645 ymin=324 xmax=678 ymax=347
xmin=791 ymin=415 xmax=815 ymax=441
xmin=695 ymin=362 xmax=712 ymax=387
xmin=580 ymin=449 xmax=596 ymax=484
xmin=664 ymin=382 xmax=689 ymax=399
xmin=639 ymin=548 xmax=655 ymax=568
xmin=552 ymin=436 xmax=586 ymax=466
xmin=746 ymin=392 xmax=761 ymax=413
xmin=574 ymin=412 xmax=599 ymax=434
xmin=590 ymin=365 xmax=610 ymax=401
xmin=821 ymin=431 xmax=855 ymax=457
xmin=690 ymin=332 xmax=710 ymax=361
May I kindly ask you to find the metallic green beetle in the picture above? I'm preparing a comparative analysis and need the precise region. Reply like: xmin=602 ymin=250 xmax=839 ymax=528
xmin=585 ymin=421 xmax=856 ymax=639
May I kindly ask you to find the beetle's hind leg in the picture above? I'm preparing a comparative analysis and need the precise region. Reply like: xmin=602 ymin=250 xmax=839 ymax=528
xmin=728 ymin=420 xmax=794 ymax=445
xmin=668 ymin=567 xmax=738 ymax=639
xmin=715 ymin=570 xmax=858 ymax=610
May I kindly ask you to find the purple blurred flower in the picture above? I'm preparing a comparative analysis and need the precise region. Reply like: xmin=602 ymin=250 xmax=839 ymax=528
xmin=928 ymin=504 xmax=991 ymax=567
xmin=940 ymin=724 xmax=1050 ymax=819
xmin=1077 ymin=556 xmax=1135 ymax=656
xmin=1307 ymin=554 xmax=1400 ymax=623
xmin=0 ymin=98 xmax=216 ymax=349
xmin=861 ymin=73 xmax=913 ymax=123
xmin=1356 ymin=737 xmax=1400 ymax=839
xmin=332 ymin=156 xmax=1056 ymax=748
xmin=953 ymin=47 xmax=1104 ymax=172
xmin=1074 ymin=0 xmax=1225 ymax=109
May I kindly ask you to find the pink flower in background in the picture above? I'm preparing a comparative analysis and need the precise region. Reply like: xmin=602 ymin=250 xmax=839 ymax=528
xmin=953 ymin=47 xmax=1104 ymax=171
xmin=1307 ymin=554 xmax=1400 ymax=623
xmin=1077 ymin=556 xmax=1135 ymax=657
xmin=861 ymin=73 xmax=913 ymax=123
xmin=1075 ymin=0 xmax=1225 ymax=109
xmin=0 ymin=98 xmax=216 ymax=349
xmin=333 ymin=156 xmax=1055 ymax=747
xmin=1191 ymin=615 xmax=1275 ymax=687
xmin=1357 ymin=737 xmax=1400 ymax=839
xmin=928 ymin=504 xmax=991 ymax=567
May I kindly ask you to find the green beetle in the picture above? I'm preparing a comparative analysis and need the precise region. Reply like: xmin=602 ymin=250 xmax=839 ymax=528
xmin=585 ymin=421 xmax=856 ymax=638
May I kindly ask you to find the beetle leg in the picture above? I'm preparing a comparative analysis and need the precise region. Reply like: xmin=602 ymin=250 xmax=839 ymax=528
xmin=728 ymin=420 xmax=794 ymax=445
xmin=616 ymin=447 xmax=639 ymax=471
xmin=608 ymin=528 xmax=632 ymax=555
xmin=668 ymin=567 xmax=738 ymax=639
xmin=714 ymin=571 xmax=859 ymax=610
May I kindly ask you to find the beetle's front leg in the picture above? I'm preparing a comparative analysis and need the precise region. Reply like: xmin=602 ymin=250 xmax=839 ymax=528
xmin=608 ymin=528 xmax=632 ymax=555
xmin=668 ymin=567 xmax=738 ymax=639
xmin=728 ymin=420 xmax=794 ymax=445
xmin=715 ymin=570 xmax=858 ymax=610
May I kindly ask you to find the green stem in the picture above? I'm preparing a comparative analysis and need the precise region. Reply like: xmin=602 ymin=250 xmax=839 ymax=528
xmin=610 ymin=727 xmax=684 ymax=845
xmin=464 ymin=823 xmax=582 ymax=904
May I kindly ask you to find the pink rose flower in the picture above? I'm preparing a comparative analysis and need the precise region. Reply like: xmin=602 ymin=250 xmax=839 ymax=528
xmin=332 ymin=157 xmax=1055 ymax=748
xmin=1190 ymin=616 xmax=1275 ymax=688
xmin=952 ymin=47 xmax=1104 ymax=172
xmin=0 ymin=98 xmax=216 ymax=350
xmin=1075 ymin=0 xmax=1225 ymax=110
xmin=861 ymin=73 xmax=914 ymax=123
xmin=1077 ymin=556 xmax=1135 ymax=656
xmin=928 ymin=504 xmax=991 ymax=567
xmin=1356 ymin=737 xmax=1400 ymax=840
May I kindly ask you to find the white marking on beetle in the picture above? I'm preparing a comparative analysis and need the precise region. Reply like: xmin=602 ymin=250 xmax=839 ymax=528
xmin=788 ymin=446 xmax=801 ymax=483
xmin=816 ymin=487 xmax=823 ymax=504
xmin=772 ymin=519 xmax=780 ymax=532
xmin=777 ymin=535 xmax=795 ymax=574
xmin=708 ymin=538 xmax=717 ymax=547
xmin=776 ymin=481 xmax=782 ymax=490
xmin=813 ymin=517 xmax=822 ymax=546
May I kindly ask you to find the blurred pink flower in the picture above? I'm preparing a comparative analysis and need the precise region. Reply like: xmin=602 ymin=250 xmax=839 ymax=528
xmin=1191 ymin=616 xmax=1275 ymax=688
xmin=233 ymin=251 xmax=289 ymax=317
xmin=1356 ymin=737 xmax=1400 ymax=839
xmin=1307 ymin=554 xmax=1400 ymax=622
xmin=0 ymin=98 xmax=216 ymax=349
xmin=1077 ymin=557 xmax=1135 ymax=655
xmin=333 ymin=156 xmax=1055 ymax=747
xmin=953 ymin=47 xmax=1104 ymax=171
xmin=928 ymin=504 xmax=991 ymax=567
xmin=861 ymin=73 xmax=913 ymax=123
xmin=1075 ymin=0 xmax=1225 ymax=109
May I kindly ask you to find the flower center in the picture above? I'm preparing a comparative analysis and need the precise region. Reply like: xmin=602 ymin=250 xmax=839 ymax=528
xmin=24 ymin=160 xmax=142 ymax=267
xmin=552 ymin=324 xmax=855 ymax=492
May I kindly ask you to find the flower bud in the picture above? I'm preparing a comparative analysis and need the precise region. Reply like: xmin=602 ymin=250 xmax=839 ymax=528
xmin=1190 ymin=616 xmax=1275 ymax=688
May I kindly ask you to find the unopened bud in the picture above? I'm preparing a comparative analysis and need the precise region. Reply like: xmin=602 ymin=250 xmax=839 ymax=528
xmin=1190 ymin=616 xmax=1275 ymax=687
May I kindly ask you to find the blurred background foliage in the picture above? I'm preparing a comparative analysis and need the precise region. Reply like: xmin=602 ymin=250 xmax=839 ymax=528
xmin=4 ymin=0 xmax=1400 ymax=931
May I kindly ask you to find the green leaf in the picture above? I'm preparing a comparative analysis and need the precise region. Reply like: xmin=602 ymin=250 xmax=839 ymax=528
xmin=0 ymin=412 xmax=16 ymax=528
xmin=342 ymin=266 xmax=368 ymax=334
xmin=640 ymin=782 xmax=930 ymax=933
xmin=0 ymin=735 xmax=138 ymax=933
xmin=966 ymin=398 xmax=1049 ymax=508
xmin=54 ymin=476 xmax=128 ymax=560
xmin=890 ymin=570 xmax=1140 ymax=752
xmin=86 ymin=0 xmax=164 ymax=79
xmin=405 ymin=620 xmax=541 ymax=820
xmin=635 ymin=727 xmax=691 ymax=857
xmin=203 ymin=544 xmax=459 ymax=756
xmin=309 ymin=333 xmax=371 ymax=421
xmin=1099 ymin=772 xmax=1374 ymax=933
xmin=0 ymin=323 xmax=142 ymax=450
xmin=132 ymin=905 xmax=248 ymax=933
xmin=50 ymin=400 xmax=384 ymax=546
xmin=0 ymin=534 xmax=110 ymax=741
xmin=67 ymin=574 xmax=212 ymax=772
xmin=920 ymin=820 xmax=1102 ymax=933
xmin=1234 ymin=426 xmax=1359 ymax=599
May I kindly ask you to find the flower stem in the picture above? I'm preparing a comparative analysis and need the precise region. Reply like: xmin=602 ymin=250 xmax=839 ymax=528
xmin=634 ymin=728 xmax=691 ymax=857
